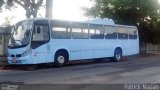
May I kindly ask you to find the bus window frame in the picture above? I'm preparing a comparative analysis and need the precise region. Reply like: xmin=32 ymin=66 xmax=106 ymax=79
xmin=128 ymin=27 xmax=138 ymax=39
xmin=71 ymin=22 xmax=89 ymax=39
xmin=117 ymin=26 xmax=129 ymax=40
xmin=89 ymin=24 xmax=104 ymax=39
xmin=104 ymin=25 xmax=118 ymax=39
xmin=51 ymin=20 xmax=71 ymax=39
xmin=31 ymin=20 xmax=50 ymax=49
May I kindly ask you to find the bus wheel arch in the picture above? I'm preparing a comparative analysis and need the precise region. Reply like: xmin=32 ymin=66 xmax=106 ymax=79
xmin=112 ymin=47 xmax=123 ymax=62
xmin=54 ymin=49 xmax=69 ymax=67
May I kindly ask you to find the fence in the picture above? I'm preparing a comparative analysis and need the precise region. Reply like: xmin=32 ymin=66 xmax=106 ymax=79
xmin=140 ymin=43 xmax=160 ymax=54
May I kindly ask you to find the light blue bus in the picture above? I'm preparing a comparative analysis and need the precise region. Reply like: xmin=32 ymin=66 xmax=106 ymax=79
xmin=8 ymin=18 xmax=139 ymax=70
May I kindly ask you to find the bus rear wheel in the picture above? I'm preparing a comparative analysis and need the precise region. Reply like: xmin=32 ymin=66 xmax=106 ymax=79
xmin=54 ymin=52 xmax=67 ymax=67
xmin=112 ymin=49 xmax=122 ymax=62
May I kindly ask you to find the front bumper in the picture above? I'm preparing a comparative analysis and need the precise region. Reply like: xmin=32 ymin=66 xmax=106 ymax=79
xmin=8 ymin=55 xmax=32 ymax=65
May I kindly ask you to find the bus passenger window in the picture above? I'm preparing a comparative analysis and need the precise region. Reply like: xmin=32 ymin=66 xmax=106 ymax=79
xmin=31 ymin=25 xmax=50 ymax=49
xmin=50 ymin=20 xmax=71 ymax=39
xmin=89 ymin=24 xmax=104 ymax=39
xmin=128 ymin=28 xmax=138 ymax=39
xmin=105 ymin=26 xmax=117 ymax=39
xmin=117 ymin=26 xmax=128 ymax=39
xmin=32 ymin=25 xmax=49 ymax=41
xmin=71 ymin=22 xmax=89 ymax=39
xmin=51 ymin=27 xmax=70 ymax=39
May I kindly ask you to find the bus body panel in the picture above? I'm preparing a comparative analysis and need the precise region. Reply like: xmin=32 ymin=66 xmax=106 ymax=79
xmin=8 ymin=46 xmax=33 ymax=64
xmin=31 ymin=42 xmax=53 ymax=64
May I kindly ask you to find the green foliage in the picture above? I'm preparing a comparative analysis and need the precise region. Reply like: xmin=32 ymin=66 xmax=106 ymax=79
xmin=86 ymin=0 xmax=160 ymax=44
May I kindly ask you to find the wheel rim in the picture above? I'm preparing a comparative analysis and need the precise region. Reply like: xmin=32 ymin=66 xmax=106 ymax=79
xmin=116 ymin=53 xmax=121 ymax=61
xmin=57 ymin=56 xmax=65 ymax=64
xmin=115 ymin=50 xmax=122 ymax=61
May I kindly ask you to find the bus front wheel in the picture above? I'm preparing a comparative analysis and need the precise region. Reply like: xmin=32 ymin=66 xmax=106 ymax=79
xmin=54 ymin=52 xmax=67 ymax=67
xmin=112 ymin=49 xmax=122 ymax=62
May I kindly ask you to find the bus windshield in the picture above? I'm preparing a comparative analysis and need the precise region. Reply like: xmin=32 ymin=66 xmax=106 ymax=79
xmin=8 ymin=21 xmax=33 ymax=48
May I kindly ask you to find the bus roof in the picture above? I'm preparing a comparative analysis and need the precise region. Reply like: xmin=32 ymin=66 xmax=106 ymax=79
xmin=20 ymin=18 xmax=136 ymax=28
xmin=116 ymin=24 xmax=137 ymax=28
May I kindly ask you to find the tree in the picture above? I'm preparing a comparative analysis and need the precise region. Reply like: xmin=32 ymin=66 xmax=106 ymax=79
xmin=0 ymin=0 xmax=4 ymax=11
xmin=2 ymin=17 xmax=12 ymax=26
xmin=85 ymin=0 xmax=160 ymax=44
xmin=6 ymin=0 xmax=44 ymax=18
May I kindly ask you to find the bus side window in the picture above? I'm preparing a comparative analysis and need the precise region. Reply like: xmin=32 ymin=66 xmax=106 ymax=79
xmin=32 ymin=25 xmax=50 ymax=49
xmin=89 ymin=24 xmax=104 ymax=39
xmin=33 ymin=26 xmax=42 ymax=41
xmin=72 ymin=28 xmax=82 ymax=39
xmin=51 ymin=27 xmax=70 ymax=39
xmin=104 ymin=26 xmax=117 ymax=39
xmin=128 ymin=28 xmax=138 ymax=39
xmin=32 ymin=25 xmax=49 ymax=41
xmin=82 ymin=29 xmax=89 ymax=39
xmin=50 ymin=21 xmax=71 ymax=39
xmin=71 ymin=22 xmax=89 ymax=39
xmin=117 ymin=26 xmax=128 ymax=39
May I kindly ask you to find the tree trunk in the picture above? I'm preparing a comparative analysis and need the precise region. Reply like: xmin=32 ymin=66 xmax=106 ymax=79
xmin=26 ymin=13 xmax=31 ymax=18
xmin=46 ymin=0 xmax=53 ymax=18
xmin=25 ymin=9 xmax=32 ymax=18
xmin=25 ymin=10 xmax=37 ymax=18
xmin=32 ymin=10 xmax=38 ymax=18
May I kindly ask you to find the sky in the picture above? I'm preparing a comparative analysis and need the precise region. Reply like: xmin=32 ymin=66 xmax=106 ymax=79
xmin=52 ymin=0 xmax=92 ymax=21
xmin=0 ymin=0 xmax=93 ymax=25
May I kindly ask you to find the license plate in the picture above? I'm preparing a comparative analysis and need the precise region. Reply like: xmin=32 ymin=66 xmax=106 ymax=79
xmin=12 ymin=58 xmax=17 ymax=63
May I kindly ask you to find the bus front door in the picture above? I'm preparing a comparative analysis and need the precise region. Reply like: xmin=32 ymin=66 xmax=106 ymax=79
xmin=31 ymin=24 xmax=51 ymax=64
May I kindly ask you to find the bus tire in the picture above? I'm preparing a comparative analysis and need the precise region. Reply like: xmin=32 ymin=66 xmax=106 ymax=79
xmin=54 ymin=51 xmax=67 ymax=67
xmin=112 ymin=48 xmax=122 ymax=62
